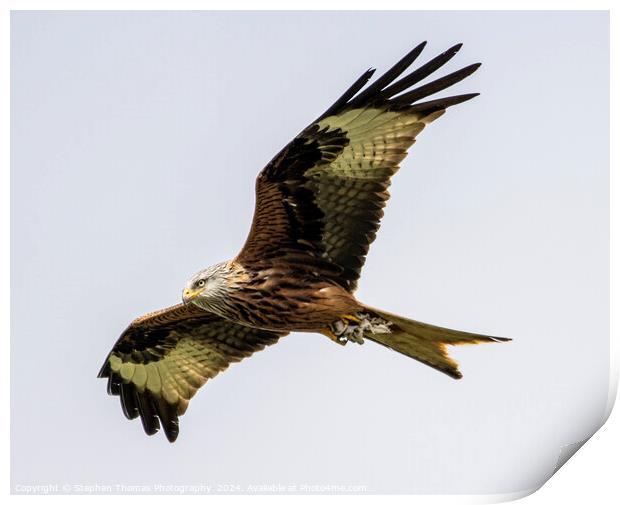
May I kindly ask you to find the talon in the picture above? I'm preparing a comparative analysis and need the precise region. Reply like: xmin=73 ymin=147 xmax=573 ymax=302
xmin=321 ymin=328 xmax=347 ymax=346
xmin=323 ymin=313 xmax=392 ymax=346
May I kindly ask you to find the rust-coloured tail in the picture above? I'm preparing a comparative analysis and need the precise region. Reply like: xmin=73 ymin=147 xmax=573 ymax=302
xmin=362 ymin=306 xmax=510 ymax=379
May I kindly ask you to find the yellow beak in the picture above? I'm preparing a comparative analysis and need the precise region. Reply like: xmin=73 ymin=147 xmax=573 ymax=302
xmin=182 ymin=288 xmax=203 ymax=304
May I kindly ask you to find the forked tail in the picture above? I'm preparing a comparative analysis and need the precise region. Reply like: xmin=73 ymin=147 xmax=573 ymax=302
xmin=361 ymin=306 xmax=510 ymax=379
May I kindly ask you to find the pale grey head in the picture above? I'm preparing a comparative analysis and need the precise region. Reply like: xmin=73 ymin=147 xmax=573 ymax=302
xmin=182 ymin=261 xmax=233 ymax=312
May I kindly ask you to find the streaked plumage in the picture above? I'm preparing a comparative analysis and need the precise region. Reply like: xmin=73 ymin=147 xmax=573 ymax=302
xmin=99 ymin=42 xmax=509 ymax=442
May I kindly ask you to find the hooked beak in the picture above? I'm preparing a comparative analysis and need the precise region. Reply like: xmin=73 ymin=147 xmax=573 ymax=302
xmin=182 ymin=287 xmax=203 ymax=305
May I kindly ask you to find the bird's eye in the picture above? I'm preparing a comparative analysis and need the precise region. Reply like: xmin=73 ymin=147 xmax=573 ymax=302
xmin=196 ymin=279 xmax=206 ymax=288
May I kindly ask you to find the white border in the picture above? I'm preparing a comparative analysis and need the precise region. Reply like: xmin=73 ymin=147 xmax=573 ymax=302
xmin=3 ymin=1 xmax=616 ymax=503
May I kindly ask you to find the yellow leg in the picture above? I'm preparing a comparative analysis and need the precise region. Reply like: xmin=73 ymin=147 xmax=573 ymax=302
xmin=342 ymin=314 xmax=360 ymax=323
xmin=319 ymin=328 xmax=347 ymax=346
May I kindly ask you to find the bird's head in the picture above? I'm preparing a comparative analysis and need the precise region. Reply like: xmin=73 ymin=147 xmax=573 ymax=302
xmin=182 ymin=262 xmax=231 ymax=310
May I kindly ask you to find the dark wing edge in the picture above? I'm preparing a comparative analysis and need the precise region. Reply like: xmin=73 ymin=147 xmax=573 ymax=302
xmin=236 ymin=42 xmax=481 ymax=292
xmin=97 ymin=304 xmax=286 ymax=442
xmin=318 ymin=41 xmax=480 ymax=120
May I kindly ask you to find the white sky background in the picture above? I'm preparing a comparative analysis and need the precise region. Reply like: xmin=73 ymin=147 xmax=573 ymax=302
xmin=10 ymin=11 xmax=609 ymax=494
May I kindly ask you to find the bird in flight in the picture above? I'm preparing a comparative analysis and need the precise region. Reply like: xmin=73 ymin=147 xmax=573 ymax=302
xmin=98 ymin=42 xmax=509 ymax=442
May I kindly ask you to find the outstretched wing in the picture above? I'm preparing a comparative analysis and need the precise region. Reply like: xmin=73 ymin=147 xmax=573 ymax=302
xmin=236 ymin=42 xmax=480 ymax=291
xmin=97 ymin=303 xmax=286 ymax=442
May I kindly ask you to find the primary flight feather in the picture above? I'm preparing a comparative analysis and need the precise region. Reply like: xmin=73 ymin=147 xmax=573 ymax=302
xmin=98 ymin=42 xmax=509 ymax=442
